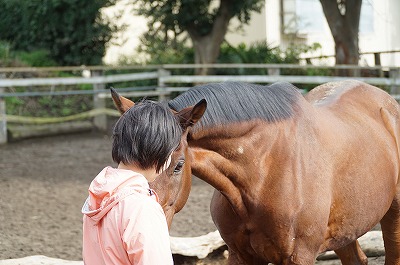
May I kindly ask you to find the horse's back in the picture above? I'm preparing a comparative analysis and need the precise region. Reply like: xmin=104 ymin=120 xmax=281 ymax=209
xmin=306 ymin=80 xmax=397 ymax=112
xmin=305 ymin=80 xmax=400 ymax=147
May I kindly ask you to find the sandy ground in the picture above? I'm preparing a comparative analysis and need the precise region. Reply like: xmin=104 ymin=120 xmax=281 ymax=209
xmin=0 ymin=131 xmax=385 ymax=264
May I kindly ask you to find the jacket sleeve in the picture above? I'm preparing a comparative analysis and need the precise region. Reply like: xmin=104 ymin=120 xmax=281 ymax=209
xmin=122 ymin=197 xmax=174 ymax=265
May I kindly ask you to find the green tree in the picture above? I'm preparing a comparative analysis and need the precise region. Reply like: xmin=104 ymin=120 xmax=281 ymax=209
xmin=0 ymin=0 xmax=119 ymax=66
xmin=134 ymin=0 xmax=264 ymax=75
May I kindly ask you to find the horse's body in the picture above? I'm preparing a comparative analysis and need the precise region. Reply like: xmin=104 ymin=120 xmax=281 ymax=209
xmin=168 ymin=80 xmax=400 ymax=264
xmin=112 ymin=80 xmax=400 ymax=264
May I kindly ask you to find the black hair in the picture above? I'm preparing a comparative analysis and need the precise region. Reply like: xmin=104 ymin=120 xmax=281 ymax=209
xmin=112 ymin=100 xmax=182 ymax=173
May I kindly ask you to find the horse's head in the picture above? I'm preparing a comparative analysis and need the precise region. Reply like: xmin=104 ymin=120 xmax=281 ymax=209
xmin=111 ymin=89 xmax=206 ymax=228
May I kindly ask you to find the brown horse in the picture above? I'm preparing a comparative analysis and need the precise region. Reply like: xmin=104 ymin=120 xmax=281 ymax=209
xmin=112 ymin=80 xmax=400 ymax=265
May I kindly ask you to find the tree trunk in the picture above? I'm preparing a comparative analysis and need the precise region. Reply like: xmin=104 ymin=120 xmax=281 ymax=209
xmin=187 ymin=0 xmax=234 ymax=75
xmin=320 ymin=0 xmax=362 ymax=76
xmin=191 ymin=35 xmax=224 ymax=76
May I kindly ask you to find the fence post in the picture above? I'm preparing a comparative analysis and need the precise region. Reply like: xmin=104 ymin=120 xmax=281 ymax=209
xmin=157 ymin=68 xmax=171 ymax=101
xmin=373 ymin=53 xmax=383 ymax=77
xmin=91 ymin=70 xmax=107 ymax=132
xmin=374 ymin=53 xmax=381 ymax=66
xmin=267 ymin=68 xmax=280 ymax=76
xmin=0 ymin=73 xmax=7 ymax=144
xmin=389 ymin=68 xmax=400 ymax=96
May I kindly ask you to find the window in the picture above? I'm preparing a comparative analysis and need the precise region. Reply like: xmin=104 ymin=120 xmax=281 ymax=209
xmin=296 ymin=0 xmax=325 ymax=33
xmin=360 ymin=0 xmax=374 ymax=34
xmin=282 ymin=0 xmax=374 ymax=34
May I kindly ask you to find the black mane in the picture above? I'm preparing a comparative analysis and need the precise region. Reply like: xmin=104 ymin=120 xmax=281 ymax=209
xmin=168 ymin=82 xmax=301 ymax=129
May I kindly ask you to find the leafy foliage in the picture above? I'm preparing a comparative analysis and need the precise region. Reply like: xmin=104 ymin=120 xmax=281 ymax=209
xmin=218 ymin=42 xmax=331 ymax=85
xmin=132 ymin=36 xmax=324 ymax=73
xmin=0 ymin=0 xmax=119 ymax=66
xmin=137 ymin=34 xmax=194 ymax=65
xmin=6 ymin=94 xmax=93 ymax=118
xmin=215 ymin=42 xmax=305 ymax=75
xmin=135 ymin=0 xmax=264 ymax=37
xmin=134 ymin=0 xmax=264 ymax=67
xmin=14 ymin=50 xmax=58 ymax=67
xmin=0 ymin=41 xmax=11 ymax=62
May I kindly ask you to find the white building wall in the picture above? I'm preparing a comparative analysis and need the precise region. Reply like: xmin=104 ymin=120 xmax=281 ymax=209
xmin=265 ymin=0 xmax=282 ymax=48
xmin=366 ymin=0 xmax=400 ymax=67
xmin=102 ymin=0 xmax=147 ymax=65
xmin=225 ymin=5 xmax=267 ymax=46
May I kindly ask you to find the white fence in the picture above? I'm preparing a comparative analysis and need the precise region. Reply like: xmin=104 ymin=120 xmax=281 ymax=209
xmin=1 ymin=63 xmax=400 ymax=143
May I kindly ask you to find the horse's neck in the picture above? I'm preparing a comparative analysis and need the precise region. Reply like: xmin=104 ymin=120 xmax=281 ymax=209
xmin=188 ymin=122 xmax=283 ymax=219
xmin=190 ymin=146 xmax=249 ymax=218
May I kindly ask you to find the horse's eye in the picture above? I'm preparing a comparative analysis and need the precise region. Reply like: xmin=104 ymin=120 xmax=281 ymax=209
xmin=174 ymin=160 xmax=185 ymax=173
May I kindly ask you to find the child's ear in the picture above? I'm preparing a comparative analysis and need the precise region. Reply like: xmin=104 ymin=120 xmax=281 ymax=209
xmin=110 ymin=87 xmax=135 ymax=114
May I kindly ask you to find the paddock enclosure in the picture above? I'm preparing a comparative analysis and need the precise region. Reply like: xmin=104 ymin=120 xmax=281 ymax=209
xmin=0 ymin=63 xmax=395 ymax=265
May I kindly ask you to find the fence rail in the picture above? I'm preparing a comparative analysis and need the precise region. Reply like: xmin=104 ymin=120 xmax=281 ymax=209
xmin=1 ymin=63 xmax=400 ymax=144
xmin=0 ymin=71 xmax=159 ymax=87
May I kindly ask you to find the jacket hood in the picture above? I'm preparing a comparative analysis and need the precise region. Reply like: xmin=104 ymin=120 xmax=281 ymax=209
xmin=82 ymin=166 xmax=151 ymax=223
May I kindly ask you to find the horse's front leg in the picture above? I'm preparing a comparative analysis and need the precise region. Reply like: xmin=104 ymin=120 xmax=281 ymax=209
xmin=280 ymin=240 xmax=320 ymax=265
xmin=227 ymin=247 xmax=267 ymax=265
xmin=281 ymin=255 xmax=316 ymax=265
xmin=226 ymin=248 xmax=246 ymax=265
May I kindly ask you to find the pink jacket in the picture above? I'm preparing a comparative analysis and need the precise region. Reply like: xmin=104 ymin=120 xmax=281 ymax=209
xmin=82 ymin=167 xmax=173 ymax=265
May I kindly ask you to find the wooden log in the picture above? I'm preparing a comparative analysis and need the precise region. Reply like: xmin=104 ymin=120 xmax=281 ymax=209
xmin=0 ymin=255 xmax=83 ymax=265
xmin=170 ymin=230 xmax=226 ymax=259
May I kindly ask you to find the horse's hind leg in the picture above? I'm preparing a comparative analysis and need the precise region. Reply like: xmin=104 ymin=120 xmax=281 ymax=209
xmin=334 ymin=240 xmax=368 ymax=265
xmin=380 ymin=198 xmax=400 ymax=265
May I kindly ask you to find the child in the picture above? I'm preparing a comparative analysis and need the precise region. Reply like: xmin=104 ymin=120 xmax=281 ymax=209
xmin=82 ymin=100 xmax=182 ymax=265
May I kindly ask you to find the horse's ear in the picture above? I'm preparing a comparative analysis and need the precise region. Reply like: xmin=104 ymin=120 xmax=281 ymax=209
xmin=175 ymin=99 xmax=207 ymax=131
xmin=110 ymin=87 xmax=135 ymax=115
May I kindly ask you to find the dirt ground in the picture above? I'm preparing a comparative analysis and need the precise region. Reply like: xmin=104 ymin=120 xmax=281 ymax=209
xmin=0 ymin=131 xmax=385 ymax=264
